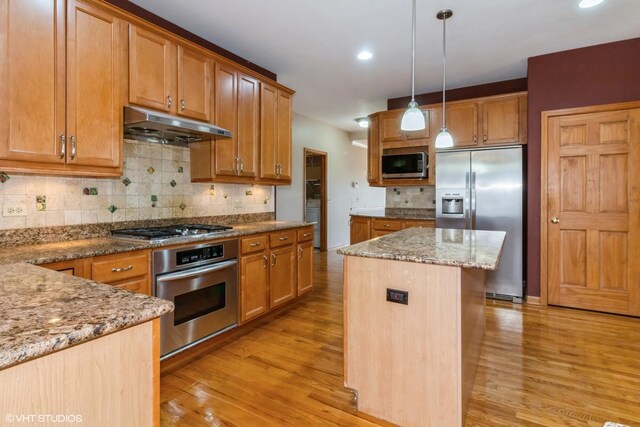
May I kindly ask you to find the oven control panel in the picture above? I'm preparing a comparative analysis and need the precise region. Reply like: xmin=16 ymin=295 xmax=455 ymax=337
xmin=176 ymin=244 xmax=224 ymax=266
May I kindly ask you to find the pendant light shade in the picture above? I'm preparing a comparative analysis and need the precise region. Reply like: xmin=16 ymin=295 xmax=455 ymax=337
xmin=401 ymin=0 xmax=425 ymax=132
xmin=435 ymin=9 xmax=453 ymax=149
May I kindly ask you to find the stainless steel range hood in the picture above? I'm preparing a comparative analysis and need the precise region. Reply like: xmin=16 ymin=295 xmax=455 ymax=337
xmin=123 ymin=106 xmax=232 ymax=147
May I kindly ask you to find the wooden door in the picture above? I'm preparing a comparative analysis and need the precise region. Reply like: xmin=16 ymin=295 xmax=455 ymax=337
xmin=380 ymin=111 xmax=403 ymax=142
xmin=447 ymin=103 xmax=478 ymax=147
xmin=405 ymin=110 xmax=429 ymax=141
xmin=269 ymin=245 xmax=296 ymax=308
xmin=66 ymin=0 xmax=123 ymax=169
xmin=297 ymin=242 xmax=314 ymax=295
xmin=177 ymin=45 xmax=211 ymax=121
xmin=239 ymin=251 xmax=269 ymax=323
xmin=260 ymin=83 xmax=278 ymax=179
xmin=129 ymin=25 xmax=175 ymax=113
xmin=481 ymin=94 xmax=523 ymax=146
xmin=237 ymin=74 xmax=259 ymax=178
xmin=349 ymin=217 xmax=371 ymax=244
xmin=546 ymin=107 xmax=640 ymax=315
xmin=0 ymin=0 xmax=65 ymax=164
xmin=276 ymin=90 xmax=292 ymax=180
xmin=213 ymin=63 xmax=237 ymax=176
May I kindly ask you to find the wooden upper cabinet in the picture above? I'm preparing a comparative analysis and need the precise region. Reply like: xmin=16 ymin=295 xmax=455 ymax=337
xmin=236 ymin=74 xmax=259 ymax=178
xmin=276 ymin=90 xmax=292 ymax=180
xmin=214 ymin=63 xmax=238 ymax=176
xmin=177 ymin=46 xmax=211 ymax=121
xmin=129 ymin=25 xmax=212 ymax=121
xmin=0 ymin=0 xmax=122 ymax=175
xmin=445 ymin=103 xmax=479 ymax=147
xmin=66 ymin=0 xmax=123 ymax=168
xmin=367 ymin=114 xmax=381 ymax=185
xmin=128 ymin=25 xmax=175 ymax=113
xmin=480 ymin=93 xmax=527 ymax=146
xmin=380 ymin=110 xmax=429 ymax=145
xmin=260 ymin=83 xmax=278 ymax=180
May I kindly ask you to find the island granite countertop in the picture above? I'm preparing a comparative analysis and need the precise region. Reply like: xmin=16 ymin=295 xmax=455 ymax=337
xmin=0 ymin=263 xmax=174 ymax=369
xmin=337 ymin=227 xmax=506 ymax=270
xmin=0 ymin=220 xmax=312 ymax=265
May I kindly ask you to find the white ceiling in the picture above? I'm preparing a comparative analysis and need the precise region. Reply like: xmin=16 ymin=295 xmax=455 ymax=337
xmin=128 ymin=0 xmax=640 ymax=133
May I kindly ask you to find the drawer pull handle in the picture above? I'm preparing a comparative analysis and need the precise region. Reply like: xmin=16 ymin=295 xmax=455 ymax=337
xmin=298 ymin=247 xmax=303 ymax=258
xmin=112 ymin=265 xmax=133 ymax=273
xmin=263 ymin=255 xmax=267 ymax=268
xmin=279 ymin=236 xmax=289 ymax=241
xmin=250 ymin=241 xmax=262 ymax=247
xmin=384 ymin=224 xmax=390 ymax=228
xmin=303 ymin=233 xmax=311 ymax=237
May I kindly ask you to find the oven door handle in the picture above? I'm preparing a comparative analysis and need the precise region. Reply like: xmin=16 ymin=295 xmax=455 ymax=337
xmin=156 ymin=259 xmax=237 ymax=283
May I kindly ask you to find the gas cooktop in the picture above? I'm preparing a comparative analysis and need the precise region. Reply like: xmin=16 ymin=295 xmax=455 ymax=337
xmin=111 ymin=224 xmax=233 ymax=243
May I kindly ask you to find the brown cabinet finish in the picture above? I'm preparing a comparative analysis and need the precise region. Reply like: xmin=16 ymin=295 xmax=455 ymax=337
xmin=236 ymin=74 xmax=260 ymax=178
xmin=372 ymin=218 xmax=403 ymax=232
xmin=367 ymin=114 xmax=382 ymax=185
xmin=240 ymin=235 xmax=268 ymax=254
xmin=269 ymin=230 xmax=296 ymax=248
xmin=296 ymin=227 xmax=314 ymax=242
xmin=239 ymin=249 xmax=269 ymax=323
xmin=276 ymin=90 xmax=293 ymax=180
xmin=213 ymin=63 xmax=238 ymax=176
xmin=297 ymin=241 xmax=314 ymax=296
xmin=350 ymin=217 xmax=435 ymax=244
xmin=349 ymin=216 xmax=372 ymax=244
xmin=260 ymin=84 xmax=293 ymax=183
xmin=0 ymin=0 xmax=123 ymax=176
xmin=177 ymin=45 xmax=212 ymax=121
xmin=380 ymin=110 xmax=429 ymax=144
xmin=269 ymin=244 xmax=296 ymax=308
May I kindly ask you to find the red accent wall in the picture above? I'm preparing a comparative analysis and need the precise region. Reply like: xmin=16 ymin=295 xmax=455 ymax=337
xmin=527 ymin=37 xmax=640 ymax=297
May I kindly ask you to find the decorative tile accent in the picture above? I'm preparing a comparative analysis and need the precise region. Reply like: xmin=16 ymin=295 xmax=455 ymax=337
xmin=147 ymin=166 xmax=155 ymax=175
xmin=107 ymin=205 xmax=118 ymax=213
xmin=177 ymin=166 xmax=183 ymax=173
xmin=83 ymin=187 xmax=98 ymax=195
xmin=209 ymin=185 xmax=215 ymax=196
xmin=179 ymin=202 xmax=186 ymax=211
xmin=170 ymin=180 xmax=177 ymax=188
xmin=36 ymin=195 xmax=46 ymax=212
xmin=264 ymin=196 xmax=270 ymax=204
xmin=122 ymin=177 xmax=131 ymax=187
xmin=245 ymin=190 xmax=253 ymax=196
xmin=0 ymin=172 xmax=9 ymax=183
xmin=420 ymin=188 xmax=424 ymax=192
xmin=396 ymin=190 xmax=401 ymax=195
xmin=150 ymin=195 xmax=158 ymax=202
xmin=223 ymin=193 xmax=228 ymax=199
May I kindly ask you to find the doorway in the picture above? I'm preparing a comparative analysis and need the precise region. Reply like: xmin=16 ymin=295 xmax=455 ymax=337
xmin=304 ymin=149 xmax=327 ymax=252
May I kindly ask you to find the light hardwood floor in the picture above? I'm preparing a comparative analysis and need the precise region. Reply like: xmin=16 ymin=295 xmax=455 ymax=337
xmin=160 ymin=251 xmax=640 ymax=426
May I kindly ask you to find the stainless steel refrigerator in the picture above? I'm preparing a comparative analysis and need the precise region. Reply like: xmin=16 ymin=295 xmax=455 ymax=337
xmin=435 ymin=146 xmax=524 ymax=302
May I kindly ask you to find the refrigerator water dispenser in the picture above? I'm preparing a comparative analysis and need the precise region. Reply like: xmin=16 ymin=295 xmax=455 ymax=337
xmin=442 ymin=197 xmax=464 ymax=214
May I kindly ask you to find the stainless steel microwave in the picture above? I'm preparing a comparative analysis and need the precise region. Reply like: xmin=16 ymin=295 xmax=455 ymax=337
xmin=381 ymin=152 xmax=428 ymax=179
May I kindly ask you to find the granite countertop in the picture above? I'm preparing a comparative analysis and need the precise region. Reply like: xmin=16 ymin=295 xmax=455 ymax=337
xmin=349 ymin=208 xmax=435 ymax=221
xmin=0 ymin=263 xmax=174 ymax=370
xmin=337 ymin=227 xmax=506 ymax=270
xmin=0 ymin=221 xmax=313 ymax=265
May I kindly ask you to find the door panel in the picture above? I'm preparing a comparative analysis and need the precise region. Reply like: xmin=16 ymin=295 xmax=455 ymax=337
xmin=260 ymin=84 xmax=278 ymax=179
xmin=239 ymin=252 xmax=269 ymax=323
xmin=297 ymin=242 xmax=313 ymax=295
xmin=0 ymin=0 xmax=65 ymax=163
xmin=546 ymin=108 xmax=640 ymax=315
xmin=481 ymin=96 xmax=520 ymax=145
xmin=269 ymin=246 xmax=295 ymax=308
xmin=214 ymin=63 xmax=237 ymax=176
xmin=66 ymin=0 xmax=122 ymax=168
xmin=177 ymin=46 xmax=211 ymax=121
xmin=276 ymin=90 xmax=292 ymax=180
xmin=237 ymin=74 xmax=259 ymax=178
xmin=447 ymin=103 xmax=478 ymax=147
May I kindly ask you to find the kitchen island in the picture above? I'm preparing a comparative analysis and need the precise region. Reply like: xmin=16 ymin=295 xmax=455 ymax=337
xmin=0 ymin=263 xmax=174 ymax=426
xmin=338 ymin=227 xmax=505 ymax=426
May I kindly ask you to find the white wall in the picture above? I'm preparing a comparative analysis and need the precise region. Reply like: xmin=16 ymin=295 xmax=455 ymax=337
xmin=276 ymin=113 xmax=385 ymax=249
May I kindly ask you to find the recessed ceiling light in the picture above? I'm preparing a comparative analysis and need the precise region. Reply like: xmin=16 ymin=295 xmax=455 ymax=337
xmin=357 ymin=51 xmax=373 ymax=60
xmin=579 ymin=0 xmax=604 ymax=8
xmin=355 ymin=117 xmax=370 ymax=128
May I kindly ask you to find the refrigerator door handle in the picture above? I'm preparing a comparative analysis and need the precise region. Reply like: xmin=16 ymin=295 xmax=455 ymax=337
xmin=465 ymin=172 xmax=471 ymax=229
xmin=471 ymin=171 xmax=477 ymax=230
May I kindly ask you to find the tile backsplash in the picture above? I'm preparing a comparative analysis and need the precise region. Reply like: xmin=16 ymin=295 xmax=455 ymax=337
xmin=386 ymin=186 xmax=435 ymax=209
xmin=0 ymin=140 xmax=274 ymax=230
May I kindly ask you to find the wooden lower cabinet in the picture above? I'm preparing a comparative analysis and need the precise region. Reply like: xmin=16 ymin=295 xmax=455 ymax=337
xmin=239 ymin=250 xmax=269 ymax=323
xmin=269 ymin=245 xmax=296 ymax=308
xmin=350 ymin=216 xmax=436 ymax=244
xmin=297 ymin=241 xmax=314 ymax=296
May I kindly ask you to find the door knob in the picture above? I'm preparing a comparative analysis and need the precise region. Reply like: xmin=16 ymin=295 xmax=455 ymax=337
xmin=551 ymin=217 xmax=560 ymax=224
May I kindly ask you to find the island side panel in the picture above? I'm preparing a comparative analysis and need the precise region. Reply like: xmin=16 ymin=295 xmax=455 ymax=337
xmin=0 ymin=321 xmax=157 ymax=426
xmin=459 ymin=267 xmax=486 ymax=424
xmin=343 ymin=255 xmax=463 ymax=426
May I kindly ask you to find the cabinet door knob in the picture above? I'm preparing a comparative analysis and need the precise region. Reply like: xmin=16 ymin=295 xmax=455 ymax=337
xmin=70 ymin=135 xmax=76 ymax=160
xmin=167 ymin=95 xmax=172 ymax=108
xmin=473 ymin=135 xmax=477 ymax=143
xmin=483 ymin=134 xmax=487 ymax=142
xmin=298 ymin=247 xmax=303 ymax=258
xmin=263 ymin=255 xmax=267 ymax=268
xmin=551 ymin=217 xmax=560 ymax=224
xmin=271 ymin=253 xmax=276 ymax=267
xmin=59 ymin=134 xmax=66 ymax=159
xmin=180 ymin=99 xmax=185 ymax=111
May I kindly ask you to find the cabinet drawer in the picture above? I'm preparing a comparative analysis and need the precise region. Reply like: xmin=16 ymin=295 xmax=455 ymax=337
xmin=91 ymin=251 xmax=149 ymax=283
xmin=403 ymin=220 xmax=435 ymax=229
xmin=372 ymin=219 xmax=403 ymax=231
xmin=270 ymin=230 xmax=296 ymax=248
xmin=109 ymin=277 xmax=150 ymax=295
xmin=297 ymin=227 xmax=314 ymax=242
xmin=241 ymin=235 xmax=268 ymax=254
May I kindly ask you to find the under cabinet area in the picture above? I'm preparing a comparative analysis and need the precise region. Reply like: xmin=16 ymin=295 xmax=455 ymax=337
xmin=350 ymin=216 xmax=435 ymax=244
xmin=0 ymin=0 xmax=124 ymax=176
xmin=42 ymin=250 xmax=151 ymax=295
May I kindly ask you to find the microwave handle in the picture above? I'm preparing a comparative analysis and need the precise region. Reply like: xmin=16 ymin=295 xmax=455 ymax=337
xmin=156 ymin=259 xmax=237 ymax=283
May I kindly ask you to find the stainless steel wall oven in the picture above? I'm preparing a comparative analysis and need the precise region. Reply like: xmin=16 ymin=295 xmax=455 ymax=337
xmin=153 ymin=240 xmax=238 ymax=357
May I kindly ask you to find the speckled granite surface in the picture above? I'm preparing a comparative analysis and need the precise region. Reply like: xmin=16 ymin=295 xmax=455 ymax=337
xmin=349 ymin=208 xmax=435 ymax=221
xmin=0 ymin=221 xmax=312 ymax=265
xmin=337 ymin=227 xmax=506 ymax=270
xmin=0 ymin=263 xmax=173 ymax=369
xmin=0 ymin=212 xmax=275 ymax=247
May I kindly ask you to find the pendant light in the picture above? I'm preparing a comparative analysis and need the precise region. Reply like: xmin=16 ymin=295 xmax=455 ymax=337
xmin=400 ymin=0 xmax=425 ymax=131
xmin=435 ymin=9 xmax=454 ymax=148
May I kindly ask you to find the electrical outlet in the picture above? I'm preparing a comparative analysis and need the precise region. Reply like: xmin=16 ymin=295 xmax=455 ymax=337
xmin=3 ymin=204 xmax=27 ymax=217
